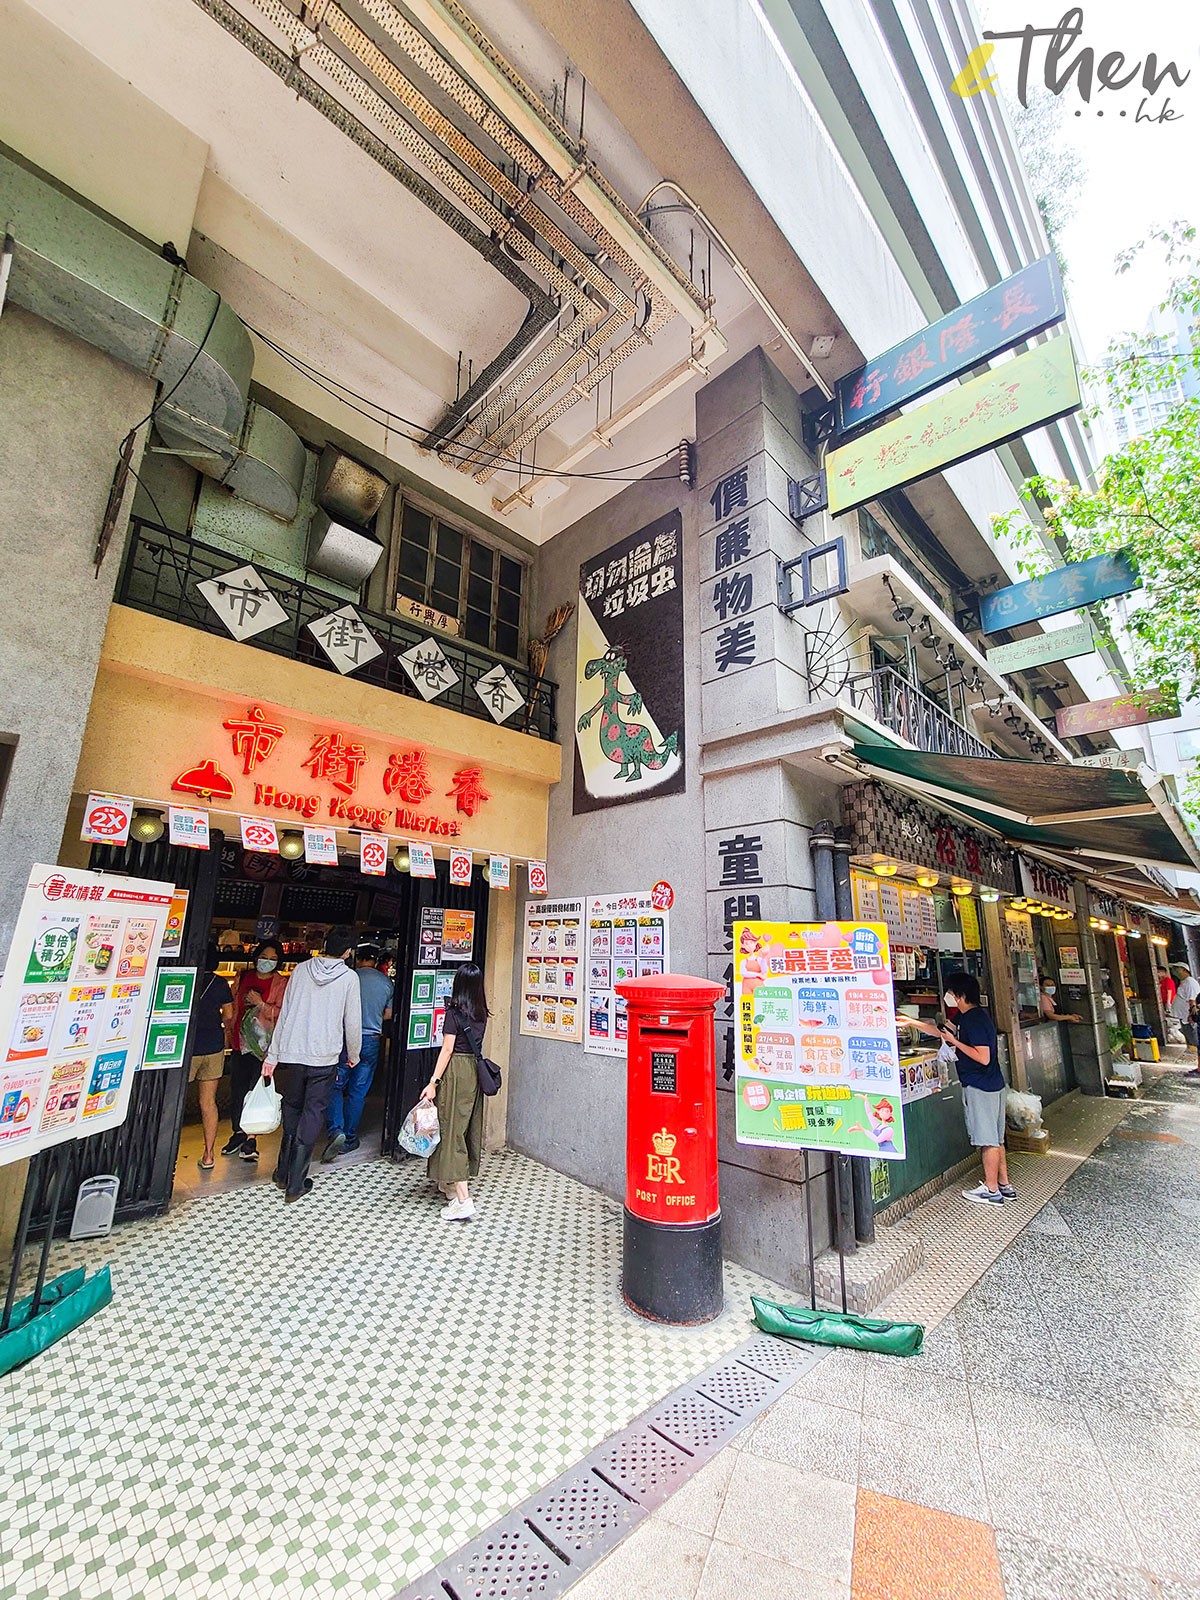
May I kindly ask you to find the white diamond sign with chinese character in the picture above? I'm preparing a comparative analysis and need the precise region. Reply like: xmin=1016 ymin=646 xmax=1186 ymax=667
xmin=409 ymin=840 xmax=435 ymax=878
xmin=449 ymin=849 xmax=472 ymax=886
xmin=240 ymin=816 xmax=279 ymax=854
xmin=304 ymin=826 xmax=339 ymax=866
xmin=307 ymin=605 xmax=383 ymax=674
xmin=359 ymin=832 xmax=388 ymax=876
xmin=400 ymin=637 xmax=459 ymax=701
xmin=488 ymin=853 xmax=510 ymax=889
xmin=196 ymin=564 xmax=289 ymax=642
xmin=168 ymin=806 xmax=210 ymax=850
xmin=81 ymin=794 xmax=134 ymax=846
xmin=474 ymin=663 xmax=524 ymax=724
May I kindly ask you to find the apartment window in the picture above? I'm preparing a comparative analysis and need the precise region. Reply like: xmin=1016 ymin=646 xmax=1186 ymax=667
xmin=1176 ymin=730 xmax=1200 ymax=764
xmin=393 ymin=498 xmax=526 ymax=660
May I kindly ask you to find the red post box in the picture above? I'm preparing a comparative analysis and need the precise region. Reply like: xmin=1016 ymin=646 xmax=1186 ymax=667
xmin=615 ymin=973 xmax=725 ymax=1324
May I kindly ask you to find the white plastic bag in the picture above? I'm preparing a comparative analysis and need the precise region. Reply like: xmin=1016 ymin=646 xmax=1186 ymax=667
xmin=1005 ymin=1088 xmax=1043 ymax=1133
xmin=240 ymin=1074 xmax=282 ymax=1135
xmin=399 ymin=1100 xmax=440 ymax=1157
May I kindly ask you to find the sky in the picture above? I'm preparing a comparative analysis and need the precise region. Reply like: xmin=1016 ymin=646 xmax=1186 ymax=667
xmin=978 ymin=0 xmax=1199 ymax=362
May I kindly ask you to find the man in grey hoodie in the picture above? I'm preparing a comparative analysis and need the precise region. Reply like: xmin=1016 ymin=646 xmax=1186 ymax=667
xmin=263 ymin=926 xmax=362 ymax=1201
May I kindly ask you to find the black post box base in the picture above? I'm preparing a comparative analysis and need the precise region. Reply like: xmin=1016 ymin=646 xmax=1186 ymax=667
xmin=622 ymin=1208 xmax=724 ymax=1325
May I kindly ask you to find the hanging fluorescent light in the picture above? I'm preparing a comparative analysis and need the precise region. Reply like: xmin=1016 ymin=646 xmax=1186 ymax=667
xmin=979 ymin=888 xmax=1000 ymax=902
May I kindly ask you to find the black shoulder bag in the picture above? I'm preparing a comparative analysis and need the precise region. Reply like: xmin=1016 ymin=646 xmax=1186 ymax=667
xmin=455 ymin=1012 xmax=503 ymax=1096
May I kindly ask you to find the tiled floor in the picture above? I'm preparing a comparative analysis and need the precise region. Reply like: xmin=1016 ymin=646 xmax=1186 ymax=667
xmin=1 ymin=1149 xmax=787 ymax=1600
xmin=573 ymin=1058 xmax=1200 ymax=1598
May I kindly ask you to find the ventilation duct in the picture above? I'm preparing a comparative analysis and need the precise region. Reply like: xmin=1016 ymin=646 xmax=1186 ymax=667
xmin=316 ymin=444 xmax=389 ymax=525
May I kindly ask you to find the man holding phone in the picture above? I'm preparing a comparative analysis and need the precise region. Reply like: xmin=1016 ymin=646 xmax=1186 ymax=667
xmin=908 ymin=971 xmax=1013 ymax=1206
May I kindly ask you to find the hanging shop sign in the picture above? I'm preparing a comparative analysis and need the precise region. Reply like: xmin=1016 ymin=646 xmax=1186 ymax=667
xmin=449 ymin=848 xmax=472 ymax=887
xmin=584 ymin=892 xmax=671 ymax=1057
xmin=843 ymin=782 xmax=1016 ymax=894
xmin=575 ymin=512 xmax=685 ymax=815
xmin=81 ymin=794 xmax=134 ymax=847
xmin=981 ymin=550 xmax=1138 ymax=635
xmin=409 ymin=841 xmax=436 ymax=878
xmin=1056 ymin=689 xmax=1176 ymax=739
xmin=488 ymin=853 xmax=510 ymax=889
xmin=0 ymin=865 xmax=174 ymax=1166
xmin=1076 ymin=749 xmax=1142 ymax=771
xmin=1018 ymin=856 xmax=1074 ymax=914
xmin=985 ymin=615 xmax=1097 ymax=675
xmin=396 ymin=595 xmax=460 ymax=636
xmin=826 ymin=334 xmax=1080 ymax=516
xmin=359 ymin=832 xmax=388 ymax=876
xmin=528 ymin=860 xmax=548 ymax=895
xmin=733 ymin=920 xmax=905 ymax=1160
xmin=519 ymin=898 xmax=584 ymax=1042
xmin=834 ymin=255 xmax=1066 ymax=434
xmin=239 ymin=816 xmax=279 ymax=854
xmin=168 ymin=805 xmax=210 ymax=850
xmin=304 ymin=826 xmax=340 ymax=865
xmin=140 ymin=967 xmax=196 ymax=1071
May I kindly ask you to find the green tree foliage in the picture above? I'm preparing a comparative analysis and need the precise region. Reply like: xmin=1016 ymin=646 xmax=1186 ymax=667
xmin=1009 ymin=89 xmax=1085 ymax=280
xmin=995 ymin=225 xmax=1200 ymax=713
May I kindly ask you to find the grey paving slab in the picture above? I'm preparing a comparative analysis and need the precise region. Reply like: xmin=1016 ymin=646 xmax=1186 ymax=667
xmin=712 ymin=1453 xmax=855 ymax=1581
xmin=740 ymin=1393 xmax=861 ymax=1484
xmin=993 ymin=1530 xmax=1158 ymax=1600
xmin=856 ymin=1414 xmax=990 ymax=1522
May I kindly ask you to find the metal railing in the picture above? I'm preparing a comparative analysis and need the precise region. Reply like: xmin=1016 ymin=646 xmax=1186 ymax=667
xmin=848 ymin=666 xmax=996 ymax=759
xmin=117 ymin=520 xmax=557 ymax=740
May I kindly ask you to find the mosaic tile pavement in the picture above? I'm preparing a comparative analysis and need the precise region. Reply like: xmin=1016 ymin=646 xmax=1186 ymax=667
xmin=1 ymin=1150 xmax=788 ymax=1600
xmin=573 ymin=1061 xmax=1200 ymax=1599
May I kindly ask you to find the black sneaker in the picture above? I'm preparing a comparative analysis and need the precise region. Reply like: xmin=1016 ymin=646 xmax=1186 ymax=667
xmin=342 ymin=1136 xmax=361 ymax=1154
xmin=321 ymin=1131 xmax=346 ymax=1163
xmin=239 ymin=1139 xmax=259 ymax=1162
xmin=221 ymin=1133 xmax=246 ymax=1157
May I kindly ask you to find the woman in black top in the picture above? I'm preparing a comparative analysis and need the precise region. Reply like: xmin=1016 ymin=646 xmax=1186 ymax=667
xmin=419 ymin=964 xmax=487 ymax=1221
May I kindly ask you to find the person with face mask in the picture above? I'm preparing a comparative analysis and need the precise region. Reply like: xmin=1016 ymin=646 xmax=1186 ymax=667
xmin=222 ymin=941 xmax=289 ymax=1162
xmin=1039 ymin=975 xmax=1082 ymax=1024
xmin=908 ymin=971 xmax=1012 ymax=1206
xmin=263 ymin=926 xmax=361 ymax=1202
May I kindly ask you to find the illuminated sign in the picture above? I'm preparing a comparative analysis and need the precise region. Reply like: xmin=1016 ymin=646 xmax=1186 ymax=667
xmin=826 ymin=334 xmax=1080 ymax=516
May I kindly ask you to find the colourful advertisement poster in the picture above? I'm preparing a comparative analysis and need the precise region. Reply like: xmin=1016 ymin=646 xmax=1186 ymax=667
xmin=24 ymin=913 xmax=81 ymax=984
xmin=39 ymin=1057 xmax=88 ymax=1133
xmin=70 ymin=914 xmax=123 ymax=983
xmin=102 ymin=983 xmax=143 ymax=1046
xmin=583 ymin=891 xmax=672 ymax=1057
xmin=56 ymin=985 xmax=107 ymax=1053
xmin=116 ymin=918 xmax=156 ymax=979
xmin=160 ymin=891 xmax=190 ymax=956
xmin=6 ymin=990 xmax=63 ymax=1062
xmin=733 ymin=920 xmax=905 ymax=1160
xmin=488 ymin=854 xmax=510 ymax=890
xmin=0 ymin=1066 xmax=42 ymax=1148
xmin=441 ymin=910 xmax=475 ymax=962
xmin=83 ymin=1050 xmax=128 ymax=1118
xmin=519 ymin=899 xmax=585 ymax=1041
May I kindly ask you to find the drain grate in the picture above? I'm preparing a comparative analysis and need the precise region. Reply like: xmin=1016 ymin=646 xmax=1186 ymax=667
xmin=695 ymin=1360 xmax=777 ymax=1416
xmin=391 ymin=1334 xmax=822 ymax=1600
xmin=441 ymin=1522 xmax=569 ymax=1598
xmin=524 ymin=1472 xmax=636 ymax=1562
xmin=592 ymin=1427 xmax=691 ymax=1508
xmin=647 ymin=1391 xmax=743 ymax=1455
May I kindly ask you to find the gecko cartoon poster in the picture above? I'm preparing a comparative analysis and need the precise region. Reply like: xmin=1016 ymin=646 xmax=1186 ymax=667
xmin=573 ymin=512 xmax=685 ymax=814
xmin=733 ymin=920 xmax=905 ymax=1160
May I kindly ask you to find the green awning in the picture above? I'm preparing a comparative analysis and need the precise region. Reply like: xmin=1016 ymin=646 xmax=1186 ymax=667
xmin=849 ymin=745 xmax=1200 ymax=871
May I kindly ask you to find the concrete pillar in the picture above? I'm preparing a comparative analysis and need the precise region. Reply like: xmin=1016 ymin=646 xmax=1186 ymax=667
xmin=1071 ymin=879 xmax=1111 ymax=1095
xmin=983 ymin=898 xmax=1026 ymax=1091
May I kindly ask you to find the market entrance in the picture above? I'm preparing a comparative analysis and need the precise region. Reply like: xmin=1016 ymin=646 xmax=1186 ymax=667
xmin=23 ymin=830 xmax=489 ymax=1231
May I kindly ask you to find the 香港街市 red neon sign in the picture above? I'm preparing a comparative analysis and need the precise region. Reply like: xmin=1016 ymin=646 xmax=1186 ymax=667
xmin=173 ymin=759 xmax=236 ymax=801
xmin=224 ymin=705 xmax=286 ymax=775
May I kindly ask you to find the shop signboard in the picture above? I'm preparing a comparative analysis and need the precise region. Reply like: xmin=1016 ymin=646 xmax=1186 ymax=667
xmin=1018 ymin=856 xmax=1074 ymax=913
xmin=528 ymin=860 xmax=547 ymax=895
xmin=449 ymin=848 xmax=472 ymax=887
xmin=985 ymin=616 xmax=1096 ymax=675
xmin=826 ymin=334 xmax=1080 ymax=516
xmin=981 ymin=550 xmax=1137 ymax=635
xmin=0 ymin=865 xmax=174 ymax=1165
xmin=488 ymin=853 xmax=510 ymax=889
xmin=519 ymin=898 xmax=584 ymax=1042
xmin=168 ymin=805 xmax=210 ymax=850
xmin=1076 ymin=749 xmax=1141 ymax=771
xmin=304 ymin=826 xmax=340 ymax=865
xmin=583 ymin=891 xmax=671 ymax=1057
xmin=834 ymin=255 xmax=1065 ymax=434
xmin=1056 ymin=689 xmax=1175 ymax=739
xmin=958 ymin=896 xmax=982 ymax=951
xmin=81 ymin=793 xmax=134 ymax=846
xmin=240 ymin=816 xmax=279 ymax=854
xmin=733 ymin=919 xmax=905 ymax=1160
xmin=408 ymin=841 xmax=435 ymax=878
xmin=358 ymin=832 xmax=388 ymax=876
xmin=575 ymin=512 xmax=685 ymax=815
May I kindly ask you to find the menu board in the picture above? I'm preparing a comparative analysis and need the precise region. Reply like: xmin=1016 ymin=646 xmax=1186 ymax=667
xmin=584 ymin=891 xmax=671 ymax=1057
xmin=0 ymin=864 xmax=174 ymax=1165
xmin=519 ymin=898 xmax=584 ymax=1042
xmin=733 ymin=919 xmax=905 ymax=1159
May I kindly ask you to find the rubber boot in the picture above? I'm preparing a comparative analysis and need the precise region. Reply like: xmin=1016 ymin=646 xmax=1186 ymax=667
xmin=272 ymin=1132 xmax=294 ymax=1188
xmin=285 ymin=1140 xmax=315 ymax=1201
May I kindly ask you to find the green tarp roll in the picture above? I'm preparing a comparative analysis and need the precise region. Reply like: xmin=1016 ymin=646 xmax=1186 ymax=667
xmin=0 ymin=1266 xmax=113 ymax=1376
xmin=751 ymin=1294 xmax=924 ymax=1357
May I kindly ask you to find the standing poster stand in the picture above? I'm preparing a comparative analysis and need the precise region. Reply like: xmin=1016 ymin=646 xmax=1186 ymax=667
xmin=0 ymin=864 xmax=174 ymax=1374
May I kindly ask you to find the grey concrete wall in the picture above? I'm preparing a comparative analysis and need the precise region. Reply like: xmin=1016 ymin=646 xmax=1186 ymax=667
xmin=506 ymin=469 xmax=704 ymax=1201
xmin=0 ymin=306 xmax=152 ymax=956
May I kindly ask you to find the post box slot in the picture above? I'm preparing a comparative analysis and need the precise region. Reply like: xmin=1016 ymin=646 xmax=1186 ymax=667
xmin=641 ymin=1026 xmax=689 ymax=1038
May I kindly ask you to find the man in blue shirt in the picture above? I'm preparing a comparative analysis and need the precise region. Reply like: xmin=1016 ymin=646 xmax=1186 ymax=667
xmin=911 ymin=970 xmax=1012 ymax=1206
xmin=323 ymin=948 xmax=393 ymax=1160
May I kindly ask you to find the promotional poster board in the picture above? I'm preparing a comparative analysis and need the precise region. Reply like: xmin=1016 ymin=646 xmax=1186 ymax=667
xmin=0 ymin=865 xmax=175 ymax=1165
xmin=583 ymin=891 xmax=670 ymax=1056
xmin=733 ymin=919 xmax=905 ymax=1160
xmin=519 ymin=898 xmax=584 ymax=1042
